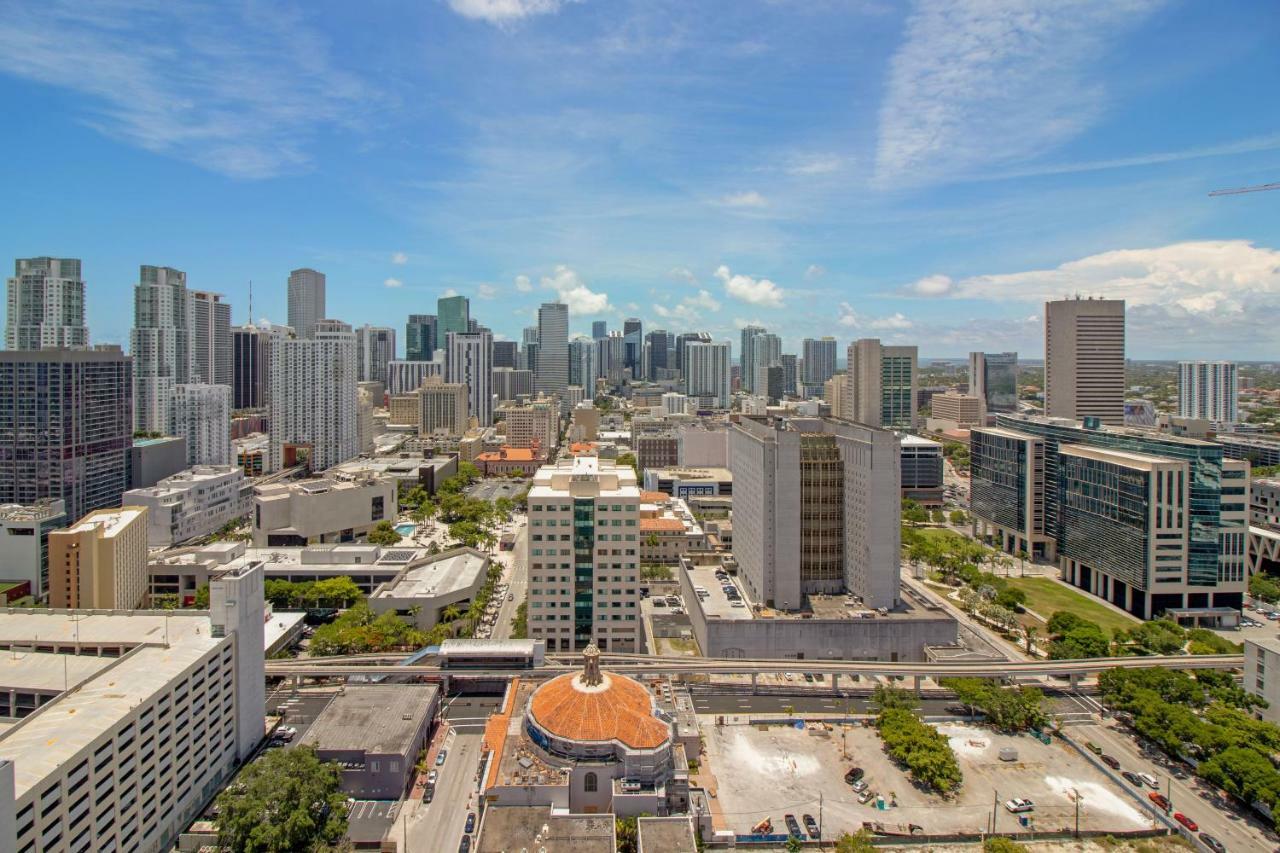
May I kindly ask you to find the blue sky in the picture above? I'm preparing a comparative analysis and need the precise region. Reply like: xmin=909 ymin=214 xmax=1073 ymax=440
xmin=1 ymin=0 xmax=1278 ymax=358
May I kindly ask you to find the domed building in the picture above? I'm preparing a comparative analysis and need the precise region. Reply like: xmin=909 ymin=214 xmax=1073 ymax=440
xmin=482 ymin=646 xmax=690 ymax=817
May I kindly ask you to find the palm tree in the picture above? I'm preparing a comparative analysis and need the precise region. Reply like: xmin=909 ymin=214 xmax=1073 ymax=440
xmin=441 ymin=604 xmax=462 ymax=623
xmin=1017 ymin=550 xmax=1030 ymax=577
xmin=1024 ymin=625 xmax=1039 ymax=656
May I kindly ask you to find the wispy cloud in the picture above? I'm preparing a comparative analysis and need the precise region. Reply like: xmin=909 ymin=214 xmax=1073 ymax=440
xmin=785 ymin=154 xmax=843 ymax=176
xmin=447 ymin=0 xmax=577 ymax=27
xmin=477 ymin=283 xmax=499 ymax=299
xmin=384 ymin=277 xmax=403 ymax=288
xmin=514 ymin=275 xmax=534 ymax=293
xmin=654 ymin=289 xmax=721 ymax=324
xmin=541 ymin=265 xmax=612 ymax=315
xmin=875 ymin=0 xmax=1162 ymax=187
xmin=720 ymin=190 xmax=769 ymax=208
xmin=716 ymin=265 xmax=785 ymax=308
xmin=804 ymin=264 xmax=826 ymax=280
xmin=391 ymin=252 xmax=408 ymax=265
xmin=0 ymin=1 xmax=377 ymax=179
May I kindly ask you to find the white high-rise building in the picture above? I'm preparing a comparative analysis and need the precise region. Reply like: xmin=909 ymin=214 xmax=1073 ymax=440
xmin=526 ymin=457 xmax=641 ymax=652
xmin=535 ymin=302 xmax=569 ymax=397
xmin=684 ymin=340 xmax=731 ymax=408
xmin=356 ymin=325 xmax=397 ymax=386
xmin=387 ymin=358 xmax=443 ymax=395
xmin=172 ymin=383 xmax=232 ymax=466
xmin=739 ymin=325 xmax=766 ymax=392
xmin=1178 ymin=360 xmax=1238 ymax=424
xmin=130 ymin=265 xmax=190 ymax=433
xmin=5 ymin=256 xmax=88 ymax=349
xmin=269 ymin=319 xmax=358 ymax=472
xmin=287 ymin=268 xmax=326 ymax=339
xmin=1044 ymin=297 xmax=1125 ymax=425
xmin=189 ymin=290 xmax=232 ymax=385
xmin=446 ymin=330 xmax=493 ymax=427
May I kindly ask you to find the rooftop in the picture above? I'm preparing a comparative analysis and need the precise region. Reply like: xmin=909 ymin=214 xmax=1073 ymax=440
xmin=0 ymin=652 xmax=115 ymax=692
xmin=637 ymin=816 xmax=698 ymax=853
xmin=298 ymin=684 xmax=439 ymax=755
xmin=646 ymin=466 xmax=732 ymax=481
xmin=370 ymin=549 xmax=488 ymax=600
xmin=64 ymin=507 xmax=144 ymax=538
xmin=0 ymin=501 xmax=66 ymax=523
xmin=477 ymin=806 xmax=615 ymax=853
xmin=528 ymin=666 xmax=670 ymax=751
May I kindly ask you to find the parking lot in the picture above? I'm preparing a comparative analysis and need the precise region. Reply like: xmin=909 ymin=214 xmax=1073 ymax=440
xmin=465 ymin=479 xmax=528 ymax=503
xmin=699 ymin=720 xmax=1154 ymax=838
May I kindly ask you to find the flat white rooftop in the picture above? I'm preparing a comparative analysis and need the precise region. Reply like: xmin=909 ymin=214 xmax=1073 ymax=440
xmin=371 ymin=550 xmax=488 ymax=600
xmin=0 ymin=652 xmax=115 ymax=693
xmin=66 ymin=507 xmax=143 ymax=538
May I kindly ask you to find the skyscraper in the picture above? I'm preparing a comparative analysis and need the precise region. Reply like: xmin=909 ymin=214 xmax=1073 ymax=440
xmin=446 ymin=330 xmax=493 ymax=427
xmin=355 ymin=325 xmax=397 ymax=386
xmin=844 ymin=339 xmax=917 ymax=429
xmin=569 ymin=337 xmax=595 ymax=399
xmin=189 ymin=290 xmax=232 ymax=385
xmin=1044 ymin=297 xmax=1125 ymax=425
xmin=131 ymin=265 xmax=190 ymax=433
xmin=232 ymin=324 xmax=270 ymax=409
xmin=969 ymin=351 xmax=1019 ymax=416
xmin=5 ymin=256 xmax=88 ymax=349
xmin=596 ymin=331 xmax=626 ymax=386
xmin=493 ymin=340 xmax=519 ymax=368
xmin=437 ymin=294 xmax=470 ymax=339
xmin=268 ymin=320 xmax=358 ymax=472
xmin=739 ymin=324 xmax=766 ymax=392
xmin=592 ymin=320 xmax=608 ymax=340
xmin=729 ymin=416 xmax=901 ymax=610
xmin=801 ymin=337 xmax=837 ymax=386
xmin=684 ymin=340 xmax=731 ymax=408
xmin=535 ymin=302 xmax=569 ymax=397
xmin=0 ymin=349 xmax=132 ymax=520
xmin=645 ymin=329 xmax=673 ymax=378
xmin=749 ymin=332 xmax=782 ymax=395
xmin=172 ymin=383 xmax=232 ymax=466
xmin=623 ymin=317 xmax=642 ymax=377
xmin=406 ymin=314 xmax=437 ymax=361
xmin=286 ymin=268 xmax=326 ymax=339
xmin=675 ymin=331 xmax=711 ymax=374
xmin=1178 ymin=361 xmax=1238 ymax=423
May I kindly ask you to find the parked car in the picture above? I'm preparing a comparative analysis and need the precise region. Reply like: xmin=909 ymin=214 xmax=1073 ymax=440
xmin=1100 ymin=754 xmax=1120 ymax=769
xmin=1004 ymin=798 xmax=1035 ymax=814
xmin=427 ymin=770 xmax=439 ymax=785
xmin=1198 ymin=832 xmax=1226 ymax=852
xmin=1149 ymin=792 xmax=1170 ymax=811
xmin=459 ymin=836 xmax=471 ymax=853
xmin=844 ymin=767 xmax=865 ymax=783
xmin=465 ymin=812 xmax=476 ymax=833
xmin=851 ymin=780 xmax=869 ymax=793
xmin=784 ymin=814 xmax=802 ymax=838
xmin=422 ymin=784 xmax=434 ymax=803
xmin=1121 ymin=771 xmax=1142 ymax=786
xmin=1139 ymin=772 xmax=1159 ymax=789
xmin=436 ymin=749 xmax=448 ymax=766
xmin=1173 ymin=813 xmax=1198 ymax=832
xmin=803 ymin=814 xmax=819 ymax=839
xmin=857 ymin=789 xmax=876 ymax=804
xmin=1085 ymin=741 xmax=1103 ymax=755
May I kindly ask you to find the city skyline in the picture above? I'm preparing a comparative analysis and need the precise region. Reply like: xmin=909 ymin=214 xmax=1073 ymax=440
xmin=1 ymin=3 xmax=1278 ymax=357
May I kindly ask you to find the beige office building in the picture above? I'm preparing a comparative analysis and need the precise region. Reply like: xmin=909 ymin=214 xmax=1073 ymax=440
xmin=419 ymin=377 xmax=469 ymax=437
xmin=843 ymin=339 xmax=917 ymax=429
xmin=389 ymin=393 xmax=421 ymax=427
xmin=1044 ymin=297 xmax=1125 ymax=425
xmin=499 ymin=398 xmax=560 ymax=453
xmin=47 ymin=507 xmax=148 ymax=609
xmin=930 ymin=392 xmax=983 ymax=429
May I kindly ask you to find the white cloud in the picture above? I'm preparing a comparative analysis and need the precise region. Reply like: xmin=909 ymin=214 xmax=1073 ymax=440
xmin=654 ymin=289 xmax=721 ymax=324
xmin=902 ymin=274 xmax=954 ymax=297
xmin=804 ymin=264 xmax=826 ymax=280
xmin=786 ymin=154 xmax=842 ymax=176
xmin=874 ymin=0 xmax=1161 ymax=186
xmin=913 ymin=240 xmax=1280 ymax=353
xmin=477 ymin=283 xmax=499 ymax=300
xmin=719 ymin=190 xmax=768 ymax=209
xmin=838 ymin=303 xmax=861 ymax=327
xmin=391 ymin=251 xmax=408 ymax=265
xmin=384 ymin=277 xmax=403 ymax=289
xmin=0 ymin=2 xmax=377 ymax=179
xmin=541 ymin=265 xmax=612 ymax=315
xmin=869 ymin=312 xmax=913 ymax=330
xmin=514 ymin=275 xmax=533 ymax=293
xmin=715 ymin=265 xmax=785 ymax=308
xmin=733 ymin=317 xmax=765 ymax=330
xmin=442 ymin=287 xmax=459 ymax=298
xmin=447 ymin=0 xmax=573 ymax=26
xmin=669 ymin=266 xmax=698 ymax=284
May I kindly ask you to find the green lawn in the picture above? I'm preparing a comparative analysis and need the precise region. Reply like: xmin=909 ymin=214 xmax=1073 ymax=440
xmin=1005 ymin=576 xmax=1139 ymax=637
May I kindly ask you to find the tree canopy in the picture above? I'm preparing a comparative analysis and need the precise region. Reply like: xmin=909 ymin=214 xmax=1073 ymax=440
xmin=366 ymin=520 xmax=402 ymax=547
xmin=215 ymin=746 xmax=347 ymax=853
xmin=940 ymin=678 xmax=1046 ymax=732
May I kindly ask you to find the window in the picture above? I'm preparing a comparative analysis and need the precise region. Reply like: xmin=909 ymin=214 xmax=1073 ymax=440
xmin=371 ymin=495 xmax=385 ymax=521
xmin=583 ymin=771 xmax=598 ymax=792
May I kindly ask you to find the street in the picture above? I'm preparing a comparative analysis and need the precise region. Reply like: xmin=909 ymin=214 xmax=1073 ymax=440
xmin=1074 ymin=718 xmax=1277 ymax=852
xmin=491 ymin=518 xmax=527 ymax=640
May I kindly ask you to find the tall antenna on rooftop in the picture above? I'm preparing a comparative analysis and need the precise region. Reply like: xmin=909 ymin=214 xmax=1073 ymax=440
xmin=248 ymin=280 xmax=254 ymax=325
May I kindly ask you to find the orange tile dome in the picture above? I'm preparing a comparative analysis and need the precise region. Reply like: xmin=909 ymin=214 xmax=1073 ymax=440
xmin=528 ymin=670 xmax=670 ymax=751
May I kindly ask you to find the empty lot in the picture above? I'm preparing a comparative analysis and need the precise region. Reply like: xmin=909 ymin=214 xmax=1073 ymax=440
xmin=699 ymin=719 xmax=1154 ymax=838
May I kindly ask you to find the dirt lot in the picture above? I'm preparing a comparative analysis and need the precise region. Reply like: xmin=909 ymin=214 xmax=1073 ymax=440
xmin=699 ymin=719 xmax=1156 ymax=839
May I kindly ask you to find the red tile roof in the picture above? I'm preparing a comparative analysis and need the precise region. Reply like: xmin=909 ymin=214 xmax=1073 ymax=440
xmin=529 ymin=672 xmax=669 ymax=750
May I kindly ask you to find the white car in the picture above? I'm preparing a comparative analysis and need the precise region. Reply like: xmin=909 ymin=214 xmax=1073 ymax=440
xmin=1004 ymin=798 xmax=1034 ymax=814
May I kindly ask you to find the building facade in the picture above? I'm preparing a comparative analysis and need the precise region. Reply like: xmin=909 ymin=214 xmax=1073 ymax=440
xmin=0 ymin=349 xmax=133 ymax=521
xmin=968 ymin=351 xmax=1018 ymax=416
xmin=188 ymin=290 xmax=232 ymax=385
xmin=268 ymin=320 xmax=358 ymax=472
xmin=437 ymin=294 xmax=470 ymax=339
xmin=683 ymin=341 xmax=730 ymax=409
xmin=231 ymin=324 xmax=270 ymax=409
xmin=802 ymin=337 xmax=838 ymax=387
xmin=419 ymin=378 xmax=470 ymax=436
xmin=405 ymin=314 xmax=437 ymax=362
xmin=172 ymin=383 xmax=232 ymax=466
xmin=446 ymin=330 xmax=493 ymax=427
xmin=130 ymin=265 xmax=190 ymax=433
xmin=535 ymin=302 xmax=569 ymax=398
xmin=286 ymin=268 xmax=326 ymax=338
xmin=48 ymin=507 xmax=149 ymax=609
xmin=1177 ymin=360 xmax=1237 ymax=424
xmin=356 ymin=325 xmax=397 ymax=386
xmin=526 ymin=458 xmax=641 ymax=652
xmin=844 ymin=339 xmax=917 ymax=430
xmin=0 ymin=500 xmax=67 ymax=599
xmin=1044 ymin=297 xmax=1125 ymax=425
xmin=899 ymin=434 xmax=944 ymax=505
xmin=6 ymin=257 xmax=88 ymax=349
xmin=252 ymin=475 xmax=396 ymax=547
xmin=729 ymin=416 xmax=901 ymax=610
xmin=123 ymin=465 xmax=252 ymax=548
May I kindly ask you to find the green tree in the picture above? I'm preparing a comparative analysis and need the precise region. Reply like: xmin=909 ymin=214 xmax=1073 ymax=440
xmin=615 ymin=814 xmax=640 ymax=853
xmin=834 ymin=830 xmax=877 ymax=853
xmin=930 ymin=508 xmax=946 ymax=523
xmin=984 ymin=838 xmax=1026 ymax=853
xmin=195 ymin=584 xmax=210 ymax=608
xmin=1048 ymin=623 xmax=1111 ymax=659
xmin=870 ymin=684 xmax=915 ymax=714
xmin=616 ymin=452 xmax=640 ymax=478
xmin=215 ymin=746 xmax=347 ymax=853
xmin=366 ymin=520 xmax=403 ymax=547
xmin=949 ymin=509 xmax=967 ymax=525
xmin=511 ymin=601 xmax=528 ymax=639
xmin=312 ymin=576 xmax=363 ymax=608
xmin=441 ymin=604 xmax=462 ymax=623
xmin=1251 ymin=572 xmax=1280 ymax=604
xmin=786 ymin=836 xmax=803 ymax=852
xmin=876 ymin=707 xmax=962 ymax=794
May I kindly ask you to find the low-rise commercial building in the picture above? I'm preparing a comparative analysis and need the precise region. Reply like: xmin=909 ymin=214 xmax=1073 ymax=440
xmin=900 ymin=434 xmax=944 ymax=505
xmin=641 ymin=467 xmax=732 ymax=500
xmin=326 ymin=452 xmax=458 ymax=494
xmin=252 ymin=474 xmax=396 ymax=546
xmin=48 ymin=507 xmax=149 ymax=610
xmin=298 ymin=684 xmax=439 ymax=800
xmin=638 ymin=494 xmax=707 ymax=565
xmin=0 ymin=563 xmax=265 ymax=852
xmin=369 ymin=548 xmax=490 ymax=630
xmin=477 ymin=807 xmax=615 ymax=853
xmin=476 ymin=446 xmax=544 ymax=477
xmin=0 ymin=500 xmax=66 ymax=600
xmin=927 ymin=391 xmax=984 ymax=431
xmin=123 ymin=465 xmax=252 ymax=547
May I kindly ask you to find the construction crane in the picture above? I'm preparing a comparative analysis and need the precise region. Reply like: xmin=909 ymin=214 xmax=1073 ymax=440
xmin=1208 ymin=182 xmax=1280 ymax=196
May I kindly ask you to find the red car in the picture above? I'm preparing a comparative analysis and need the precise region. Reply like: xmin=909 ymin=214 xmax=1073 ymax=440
xmin=1173 ymin=812 xmax=1198 ymax=832
xmin=1148 ymin=792 xmax=1170 ymax=811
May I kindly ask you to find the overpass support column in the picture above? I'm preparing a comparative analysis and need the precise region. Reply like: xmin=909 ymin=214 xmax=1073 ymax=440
xmin=750 ymin=671 xmax=758 ymax=693
xmin=831 ymin=673 xmax=839 ymax=693
xmin=292 ymin=675 xmax=301 ymax=689
xmin=913 ymin=675 xmax=922 ymax=695
xmin=1067 ymin=673 xmax=1079 ymax=690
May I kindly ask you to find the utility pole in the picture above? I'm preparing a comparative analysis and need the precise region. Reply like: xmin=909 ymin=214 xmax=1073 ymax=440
xmin=1071 ymin=787 xmax=1081 ymax=838
xmin=819 ymin=792 xmax=823 ymax=842
xmin=990 ymin=789 xmax=998 ymax=834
